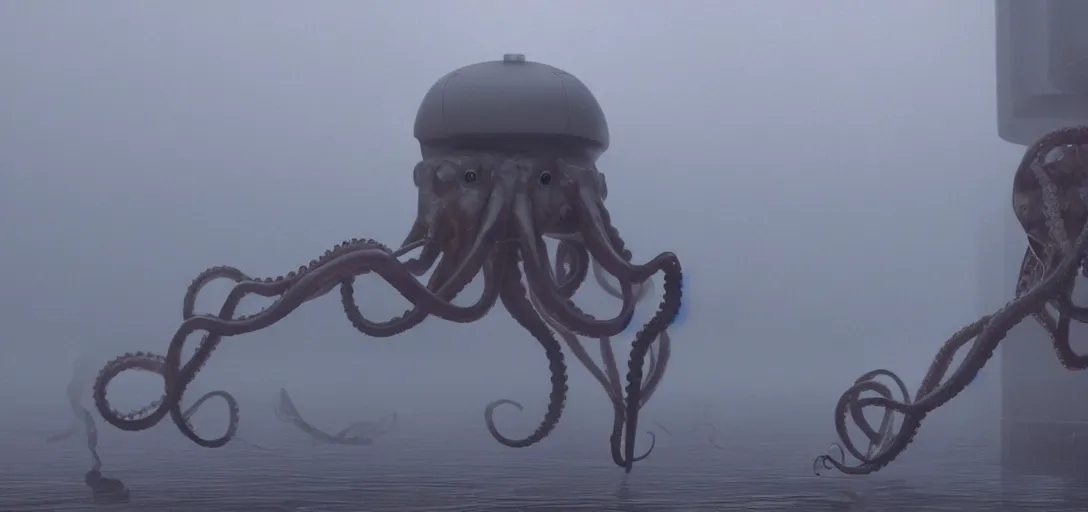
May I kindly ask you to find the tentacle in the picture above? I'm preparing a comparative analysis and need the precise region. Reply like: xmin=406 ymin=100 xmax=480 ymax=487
xmin=557 ymin=160 xmax=676 ymax=285
xmin=529 ymin=290 xmax=617 ymax=402
xmin=599 ymin=338 xmax=624 ymax=402
xmin=122 ymin=238 xmax=411 ymax=440
xmin=592 ymin=259 xmax=654 ymax=304
xmin=340 ymin=242 xmax=501 ymax=338
xmin=598 ymin=335 xmax=655 ymax=466
xmin=336 ymin=411 xmax=398 ymax=441
xmin=545 ymin=239 xmax=616 ymax=402
xmin=96 ymin=228 xmax=505 ymax=438
xmin=274 ymin=388 xmax=372 ymax=445
xmin=555 ymin=240 xmax=590 ymax=298
xmin=707 ymin=421 xmax=728 ymax=451
xmin=816 ymin=129 xmax=1088 ymax=474
xmin=179 ymin=389 xmax=241 ymax=446
xmin=181 ymin=238 xmax=426 ymax=320
xmin=531 ymin=240 xmax=655 ymax=466
xmin=550 ymin=237 xmax=668 ymax=467
xmin=400 ymin=217 xmax=443 ymax=276
xmin=652 ymin=421 xmax=673 ymax=436
xmin=639 ymin=330 xmax=672 ymax=408
xmin=589 ymin=257 xmax=672 ymax=408
xmin=342 ymin=154 xmax=519 ymax=338
xmin=93 ymin=352 xmax=239 ymax=448
xmin=45 ymin=428 xmax=74 ymax=443
xmin=483 ymin=246 xmax=569 ymax=448
xmin=514 ymin=192 xmax=640 ymax=337
xmin=550 ymin=160 xmax=683 ymax=472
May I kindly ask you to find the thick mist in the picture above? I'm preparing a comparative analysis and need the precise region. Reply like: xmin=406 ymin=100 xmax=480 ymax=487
xmin=1 ymin=0 xmax=1015 ymax=466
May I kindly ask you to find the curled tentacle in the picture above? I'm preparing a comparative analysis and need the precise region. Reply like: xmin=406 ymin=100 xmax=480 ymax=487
xmin=97 ymin=154 xmax=518 ymax=445
xmin=97 ymin=237 xmax=507 ymax=439
xmin=817 ymin=127 xmax=1088 ymax=475
xmin=514 ymin=190 xmax=640 ymax=338
xmin=340 ymin=242 xmax=501 ymax=338
xmin=182 ymin=238 xmax=423 ymax=321
xmin=274 ymin=388 xmax=378 ymax=445
xmin=539 ymin=236 xmax=670 ymax=468
xmin=98 ymin=238 xmax=396 ymax=436
xmin=585 ymin=246 xmax=672 ymax=407
xmin=94 ymin=352 xmax=239 ymax=448
xmin=484 ymin=247 xmax=568 ymax=448
xmin=592 ymin=258 xmax=654 ymax=304
xmin=340 ymin=153 xmax=515 ymax=338
xmin=543 ymin=160 xmax=682 ymax=472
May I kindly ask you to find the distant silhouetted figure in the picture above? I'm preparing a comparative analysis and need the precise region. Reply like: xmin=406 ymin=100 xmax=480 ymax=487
xmin=47 ymin=356 xmax=130 ymax=504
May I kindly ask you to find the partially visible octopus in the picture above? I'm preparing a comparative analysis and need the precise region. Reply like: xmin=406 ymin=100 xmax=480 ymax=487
xmin=814 ymin=126 xmax=1088 ymax=476
xmin=93 ymin=152 xmax=682 ymax=473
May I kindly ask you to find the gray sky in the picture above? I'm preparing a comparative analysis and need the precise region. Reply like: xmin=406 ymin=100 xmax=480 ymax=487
xmin=0 ymin=1 xmax=1022 ymax=422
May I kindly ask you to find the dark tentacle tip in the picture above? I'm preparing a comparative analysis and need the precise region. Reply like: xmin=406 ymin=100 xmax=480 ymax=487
xmin=624 ymin=430 xmax=657 ymax=473
xmin=812 ymin=443 xmax=846 ymax=476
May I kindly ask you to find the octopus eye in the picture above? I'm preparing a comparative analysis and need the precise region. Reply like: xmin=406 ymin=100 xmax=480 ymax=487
xmin=463 ymin=170 xmax=478 ymax=183
xmin=539 ymin=171 xmax=552 ymax=185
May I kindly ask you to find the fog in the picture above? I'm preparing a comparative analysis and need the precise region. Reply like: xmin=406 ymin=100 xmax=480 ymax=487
xmin=0 ymin=1 xmax=1015 ymax=438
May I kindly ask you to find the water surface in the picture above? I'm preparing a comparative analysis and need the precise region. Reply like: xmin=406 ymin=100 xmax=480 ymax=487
xmin=5 ymin=399 xmax=1084 ymax=511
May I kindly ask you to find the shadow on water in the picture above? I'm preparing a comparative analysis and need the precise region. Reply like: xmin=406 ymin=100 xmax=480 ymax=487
xmin=10 ymin=403 xmax=1088 ymax=511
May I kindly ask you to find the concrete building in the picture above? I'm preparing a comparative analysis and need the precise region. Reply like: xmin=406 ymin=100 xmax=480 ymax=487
xmin=996 ymin=0 xmax=1088 ymax=474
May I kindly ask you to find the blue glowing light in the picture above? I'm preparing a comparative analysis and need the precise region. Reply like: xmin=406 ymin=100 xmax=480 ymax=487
xmin=619 ymin=273 xmax=688 ymax=336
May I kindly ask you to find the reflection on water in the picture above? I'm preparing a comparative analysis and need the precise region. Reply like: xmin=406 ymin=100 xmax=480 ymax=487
xmin=4 ymin=406 xmax=1087 ymax=511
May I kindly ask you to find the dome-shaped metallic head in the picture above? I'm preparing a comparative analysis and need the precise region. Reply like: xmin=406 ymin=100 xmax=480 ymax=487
xmin=414 ymin=54 xmax=609 ymax=162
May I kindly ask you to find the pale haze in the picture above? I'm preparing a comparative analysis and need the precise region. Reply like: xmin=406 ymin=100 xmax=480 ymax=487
xmin=0 ymin=0 xmax=1023 ymax=501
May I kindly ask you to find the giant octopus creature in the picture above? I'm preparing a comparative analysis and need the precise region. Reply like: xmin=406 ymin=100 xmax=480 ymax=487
xmin=51 ymin=355 xmax=239 ymax=503
xmin=93 ymin=154 xmax=683 ymax=472
xmin=274 ymin=388 xmax=398 ymax=445
xmin=814 ymin=126 xmax=1088 ymax=475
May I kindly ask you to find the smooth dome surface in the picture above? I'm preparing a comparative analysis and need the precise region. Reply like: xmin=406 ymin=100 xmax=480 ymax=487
xmin=414 ymin=55 xmax=609 ymax=154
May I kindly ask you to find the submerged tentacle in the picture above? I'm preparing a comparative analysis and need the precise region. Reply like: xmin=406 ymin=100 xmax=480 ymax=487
xmin=275 ymin=388 xmax=375 ymax=445
xmin=484 ymin=247 xmax=569 ymax=448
